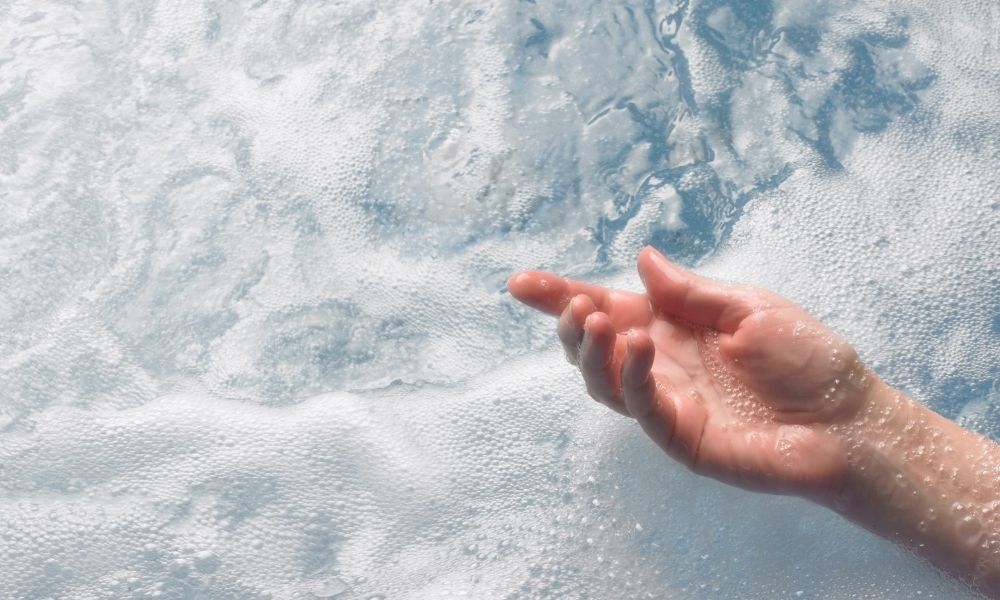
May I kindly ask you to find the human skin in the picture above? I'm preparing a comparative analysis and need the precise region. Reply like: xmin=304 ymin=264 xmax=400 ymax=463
xmin=508 ymin=246 xmax=1000 ymax=598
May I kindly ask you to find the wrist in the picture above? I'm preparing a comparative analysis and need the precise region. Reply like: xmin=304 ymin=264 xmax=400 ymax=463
xmin=820 ymin=377 xmax=1000 ymax=595
xmin=824 ymin=375 xmax=932 ymax=515
xmin=798 ymin=369 xmax=890 ymax=510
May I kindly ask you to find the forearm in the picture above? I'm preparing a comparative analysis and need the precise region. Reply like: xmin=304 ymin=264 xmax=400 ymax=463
xmin=825 ymin=378 xmax=1000 ymax=596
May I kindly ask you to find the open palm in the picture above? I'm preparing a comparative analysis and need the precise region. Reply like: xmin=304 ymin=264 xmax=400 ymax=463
xmin=509 ymin=247 xmax=872 ymax=500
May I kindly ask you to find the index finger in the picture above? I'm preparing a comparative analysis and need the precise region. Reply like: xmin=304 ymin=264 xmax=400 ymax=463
xmin=507 ymin=271 xmax=655 ymax=333
xmin=507 ymin=270 xmax=611 ymax=316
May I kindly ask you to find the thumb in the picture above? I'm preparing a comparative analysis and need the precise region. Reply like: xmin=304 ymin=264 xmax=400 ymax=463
xmin=637 ymin=247 xmax=751 ymax=333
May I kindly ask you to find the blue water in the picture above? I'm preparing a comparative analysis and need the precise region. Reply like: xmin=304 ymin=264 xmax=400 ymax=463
xmin=1 ymin=0 xmax=998 ymax=598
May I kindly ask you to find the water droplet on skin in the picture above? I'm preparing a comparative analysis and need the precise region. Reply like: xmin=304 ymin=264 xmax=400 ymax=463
xmin=958 ymin=516 xmax=983 ymax=545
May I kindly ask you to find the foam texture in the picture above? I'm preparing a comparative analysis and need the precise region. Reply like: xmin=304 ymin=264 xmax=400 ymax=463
xmin=0 ymin=0 xmax=997 ymax=597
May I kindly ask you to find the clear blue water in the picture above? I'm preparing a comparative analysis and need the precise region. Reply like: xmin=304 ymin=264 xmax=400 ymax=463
xmin=1 ymin=0 xmax=998 ymax=598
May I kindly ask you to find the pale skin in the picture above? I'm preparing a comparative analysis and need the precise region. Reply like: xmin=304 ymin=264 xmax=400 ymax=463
xmin=508 ymin=246 xmax=1000 ymax=598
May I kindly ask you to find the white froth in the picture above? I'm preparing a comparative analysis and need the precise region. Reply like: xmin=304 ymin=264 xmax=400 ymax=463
xmin=0 ymin=0 xmax=997 ymax=598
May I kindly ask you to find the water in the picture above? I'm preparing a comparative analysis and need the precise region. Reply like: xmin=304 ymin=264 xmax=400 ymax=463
xmin=1 ymin=0 xmax=998 ymax=598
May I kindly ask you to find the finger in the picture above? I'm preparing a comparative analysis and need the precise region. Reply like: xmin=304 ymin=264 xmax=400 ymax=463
xmin=622 ymin=329 xmax=708 ymax=469
xmin=508 ymin=270 xmax=652 ymax=328
xmin=636 ymin=246 xmax=752 ymax=333
xmin=557 ymin=295 xmax=597 ymax=365
xmin=579 ymin=312 xmax=629 ymax=414
xmin=508 ymin=270 xmax=611 ymax=316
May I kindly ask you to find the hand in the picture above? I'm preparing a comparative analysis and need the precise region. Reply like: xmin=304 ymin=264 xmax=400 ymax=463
xmin=508 ymin=247 xmax=874 ymax=500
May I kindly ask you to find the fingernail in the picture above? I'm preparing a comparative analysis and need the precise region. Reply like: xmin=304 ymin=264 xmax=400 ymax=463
xmin=648 ymin=247 xmax=669 ymax=269
xmin=640 ymin=247 xmax=671 ymax=283
xmin=510 ymin=271 xmax=532 ymax=289
xmin=573 ymin=298 xmax=588 ymax=322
